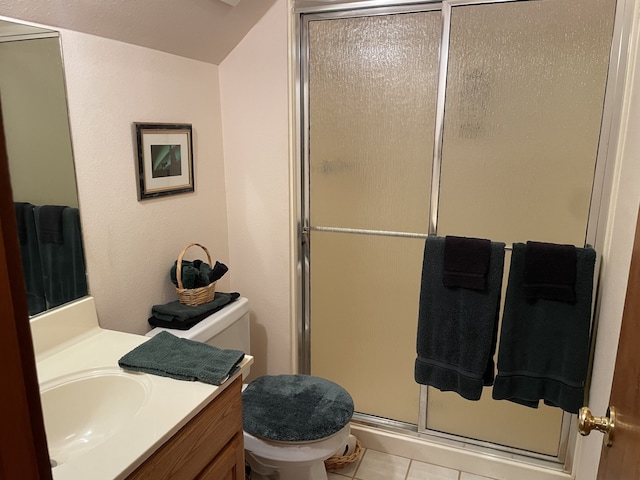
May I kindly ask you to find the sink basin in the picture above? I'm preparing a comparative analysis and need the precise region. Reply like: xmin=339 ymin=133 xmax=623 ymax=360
xmin=40 ymin=369 xmax=151 ymax=466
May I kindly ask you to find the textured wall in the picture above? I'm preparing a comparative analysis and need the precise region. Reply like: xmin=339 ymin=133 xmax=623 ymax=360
xmin=60 ymin=30 xmax=230 ymax=334
xmin=220 ymin=0 xmax=292 ymax=380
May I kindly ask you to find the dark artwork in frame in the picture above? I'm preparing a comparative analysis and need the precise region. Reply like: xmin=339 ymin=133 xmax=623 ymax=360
xmin=135 ymin=123 xmax=194 ymax=200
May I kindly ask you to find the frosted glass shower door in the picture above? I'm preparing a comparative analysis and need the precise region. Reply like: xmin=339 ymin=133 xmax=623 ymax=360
xmin=306 ymin=11 xmax=441 ymax=425
xmin=428 ymin=0 xmax=616 ymax=456
xmin=302 ymin=0 xmax=616 ymax=460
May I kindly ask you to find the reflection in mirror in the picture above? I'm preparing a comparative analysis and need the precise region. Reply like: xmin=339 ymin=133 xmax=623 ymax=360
xmin=0 ymin=19 xmax=88 ymax=316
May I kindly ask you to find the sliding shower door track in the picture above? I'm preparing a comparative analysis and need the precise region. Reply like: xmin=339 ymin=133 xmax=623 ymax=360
xmin=351 ymin=411 xmax=567 ymax=470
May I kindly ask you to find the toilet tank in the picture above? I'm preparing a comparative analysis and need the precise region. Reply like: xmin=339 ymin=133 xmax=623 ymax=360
xmin=146 ymin=297 xmax=250 ymax=355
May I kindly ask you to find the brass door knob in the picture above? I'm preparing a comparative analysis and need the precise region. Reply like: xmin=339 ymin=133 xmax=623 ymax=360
xmin=578 ymin=406 xmax=616 ymax=447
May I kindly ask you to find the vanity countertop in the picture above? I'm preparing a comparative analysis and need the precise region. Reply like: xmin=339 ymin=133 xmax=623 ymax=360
xmin=31 ymin=297 xmax=252 ymax=480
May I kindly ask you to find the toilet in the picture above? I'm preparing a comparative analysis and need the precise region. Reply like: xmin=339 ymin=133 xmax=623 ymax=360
xmin=146 ymin=297 xmax=353 ymax=480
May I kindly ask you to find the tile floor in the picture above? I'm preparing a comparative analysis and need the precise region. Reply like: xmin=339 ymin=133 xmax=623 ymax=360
xmin=327 ymin=447 xmax=498 ymax=480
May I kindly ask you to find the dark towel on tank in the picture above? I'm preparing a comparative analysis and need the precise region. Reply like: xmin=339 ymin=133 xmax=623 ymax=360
xmin=523 ymin=241 xmax=577 ymax=303
xmin=148 ymin=292 xmax=240 ymax=330
xmin=415 ymin=235 xmax=506 ymax=401
xmin=443 ymin=236 xmax=491 ymax=290
xmin=38 ymin=205 xmax=66 ymax=244
xmin=492 ymin=243 xmax=596 ymax=414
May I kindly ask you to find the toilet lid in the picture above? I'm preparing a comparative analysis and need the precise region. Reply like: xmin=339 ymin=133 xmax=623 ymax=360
xmin=242 ymin=374 xmax=354 ymax=442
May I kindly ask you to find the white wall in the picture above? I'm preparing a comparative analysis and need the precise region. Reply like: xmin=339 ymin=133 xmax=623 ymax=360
xmin=219 ymin=0 xmax=292 ymax=379
xmin=59 ymin=30 xmax=230 ymax=334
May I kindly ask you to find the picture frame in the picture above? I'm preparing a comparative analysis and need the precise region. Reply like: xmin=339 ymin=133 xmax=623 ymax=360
xmin=134 ymin=123 xmax=194 ymax=200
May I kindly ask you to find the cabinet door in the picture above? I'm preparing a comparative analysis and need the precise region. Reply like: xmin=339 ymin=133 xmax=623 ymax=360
xmin=127 ymin=378 xmax=243 ymax=480
xmin=196 ymin=434 xmax=244 ymax=480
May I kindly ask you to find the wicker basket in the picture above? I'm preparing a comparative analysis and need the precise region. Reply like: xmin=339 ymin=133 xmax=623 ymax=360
xmin=175 ymin=243 xmax=216 ymax=306
xmin=324 ymin=438 xmax=363 ymax=472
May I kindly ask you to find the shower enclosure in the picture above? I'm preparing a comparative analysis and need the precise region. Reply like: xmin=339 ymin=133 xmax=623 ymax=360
xmin=296 ymin=0 xmax=618 ymax=466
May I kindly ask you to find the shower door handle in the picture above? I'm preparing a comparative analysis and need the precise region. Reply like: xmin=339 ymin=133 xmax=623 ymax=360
xmin=578 ymin=406 xmax=616 ymax=447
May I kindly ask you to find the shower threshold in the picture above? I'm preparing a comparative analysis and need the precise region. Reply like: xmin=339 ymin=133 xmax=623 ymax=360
xmin=351 ymin=412 xmax=570 ymax=476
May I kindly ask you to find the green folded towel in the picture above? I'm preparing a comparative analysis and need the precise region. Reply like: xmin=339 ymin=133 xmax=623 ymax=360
xmin=151 ymin=292 xmax=234 ymax=322
xmin=118 ymin=331 xmax=245 ymax=385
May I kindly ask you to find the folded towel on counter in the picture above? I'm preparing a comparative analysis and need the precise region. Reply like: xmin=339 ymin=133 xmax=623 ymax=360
xmin=523 ymin=241 xmax=577 ymax=303
xmin=37 ymin=205 xmax=66 ymax=244
xmin=118 ymin=331 xmax=245 ymax=385
xmin=148 ymin=292 xmax=239 ymax=330
xmin=492 ymin=243 xmax=596 ymax=414
xmin=443 ymin=236 xmax=492 ymax=290
xmin=415 ymin=235 xmax=506 ymax=400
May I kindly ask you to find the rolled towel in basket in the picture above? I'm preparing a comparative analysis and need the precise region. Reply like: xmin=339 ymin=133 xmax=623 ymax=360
xmin=209 ymin=261 xmax=229 ymax=283
xmin=169 ymin=260 xmax=200 ymax=288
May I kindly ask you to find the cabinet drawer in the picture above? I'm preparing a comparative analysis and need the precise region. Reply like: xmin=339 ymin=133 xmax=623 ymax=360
xmin=196 ymin=433 xmax=244 ymax=480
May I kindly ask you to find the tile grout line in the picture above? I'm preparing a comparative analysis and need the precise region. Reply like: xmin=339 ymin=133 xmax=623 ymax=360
xmin=358 ymin=447 xmax=370 ymax=479
xmin=351 ymin=447 xmax=364 ymax=479
xmin=405 ymin=458 xmax=412 ymax=480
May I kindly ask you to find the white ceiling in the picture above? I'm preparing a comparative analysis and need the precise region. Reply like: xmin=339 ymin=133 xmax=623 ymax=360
xmin=0 ymin=0 xmax=277 ymax=65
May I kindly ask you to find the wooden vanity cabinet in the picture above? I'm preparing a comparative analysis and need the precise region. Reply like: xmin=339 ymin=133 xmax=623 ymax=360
xmin=127 ymin=377 xmax=245 ymax=480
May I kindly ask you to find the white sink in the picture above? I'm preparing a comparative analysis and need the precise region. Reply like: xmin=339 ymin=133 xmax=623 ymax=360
xmin=40 ymin=369 xmax=151 ymax=466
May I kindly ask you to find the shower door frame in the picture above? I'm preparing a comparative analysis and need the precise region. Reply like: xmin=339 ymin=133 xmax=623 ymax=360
xmin=294 ymin=0 xmax=630 ymax=470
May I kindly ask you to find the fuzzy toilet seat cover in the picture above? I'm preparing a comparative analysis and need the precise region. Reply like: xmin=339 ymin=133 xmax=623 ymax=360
xmin=242 ymin=374 xmax=354 ymax=442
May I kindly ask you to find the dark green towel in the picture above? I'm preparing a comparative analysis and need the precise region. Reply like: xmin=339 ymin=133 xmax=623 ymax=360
xmin=151 ymin=292 xmax=235 ymax=323
xmin=118 ymin=331 xmax=245 ymax=385
xmin=492 ymin=243 xmax=596 ymax=413
xmin=35 ymin=206 xmax=88 ymax=309
xmin=415 ymin=235 xmax=506 ymax=401
xmin=15 ymin=203 xmax=46 ymax=315
xmin=38 ymin=205 xmax=66 ymax=244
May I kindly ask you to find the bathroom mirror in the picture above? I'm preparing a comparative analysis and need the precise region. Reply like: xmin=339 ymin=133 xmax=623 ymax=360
xmin=0 ymin=19 xmax=88 ymax=316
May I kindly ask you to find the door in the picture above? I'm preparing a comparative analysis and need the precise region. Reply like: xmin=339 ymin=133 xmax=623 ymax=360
xmin=305 ymin=9 xmax=442 ymax=426
xmin=595 ymin=206 xmax=640 ymax=479
xmin=0 ymin=98 xmax=52 ymax=478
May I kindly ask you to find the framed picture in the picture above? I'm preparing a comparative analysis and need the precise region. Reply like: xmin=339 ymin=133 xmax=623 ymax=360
xmin=135 ymin=123 xmax=194 ymax=200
